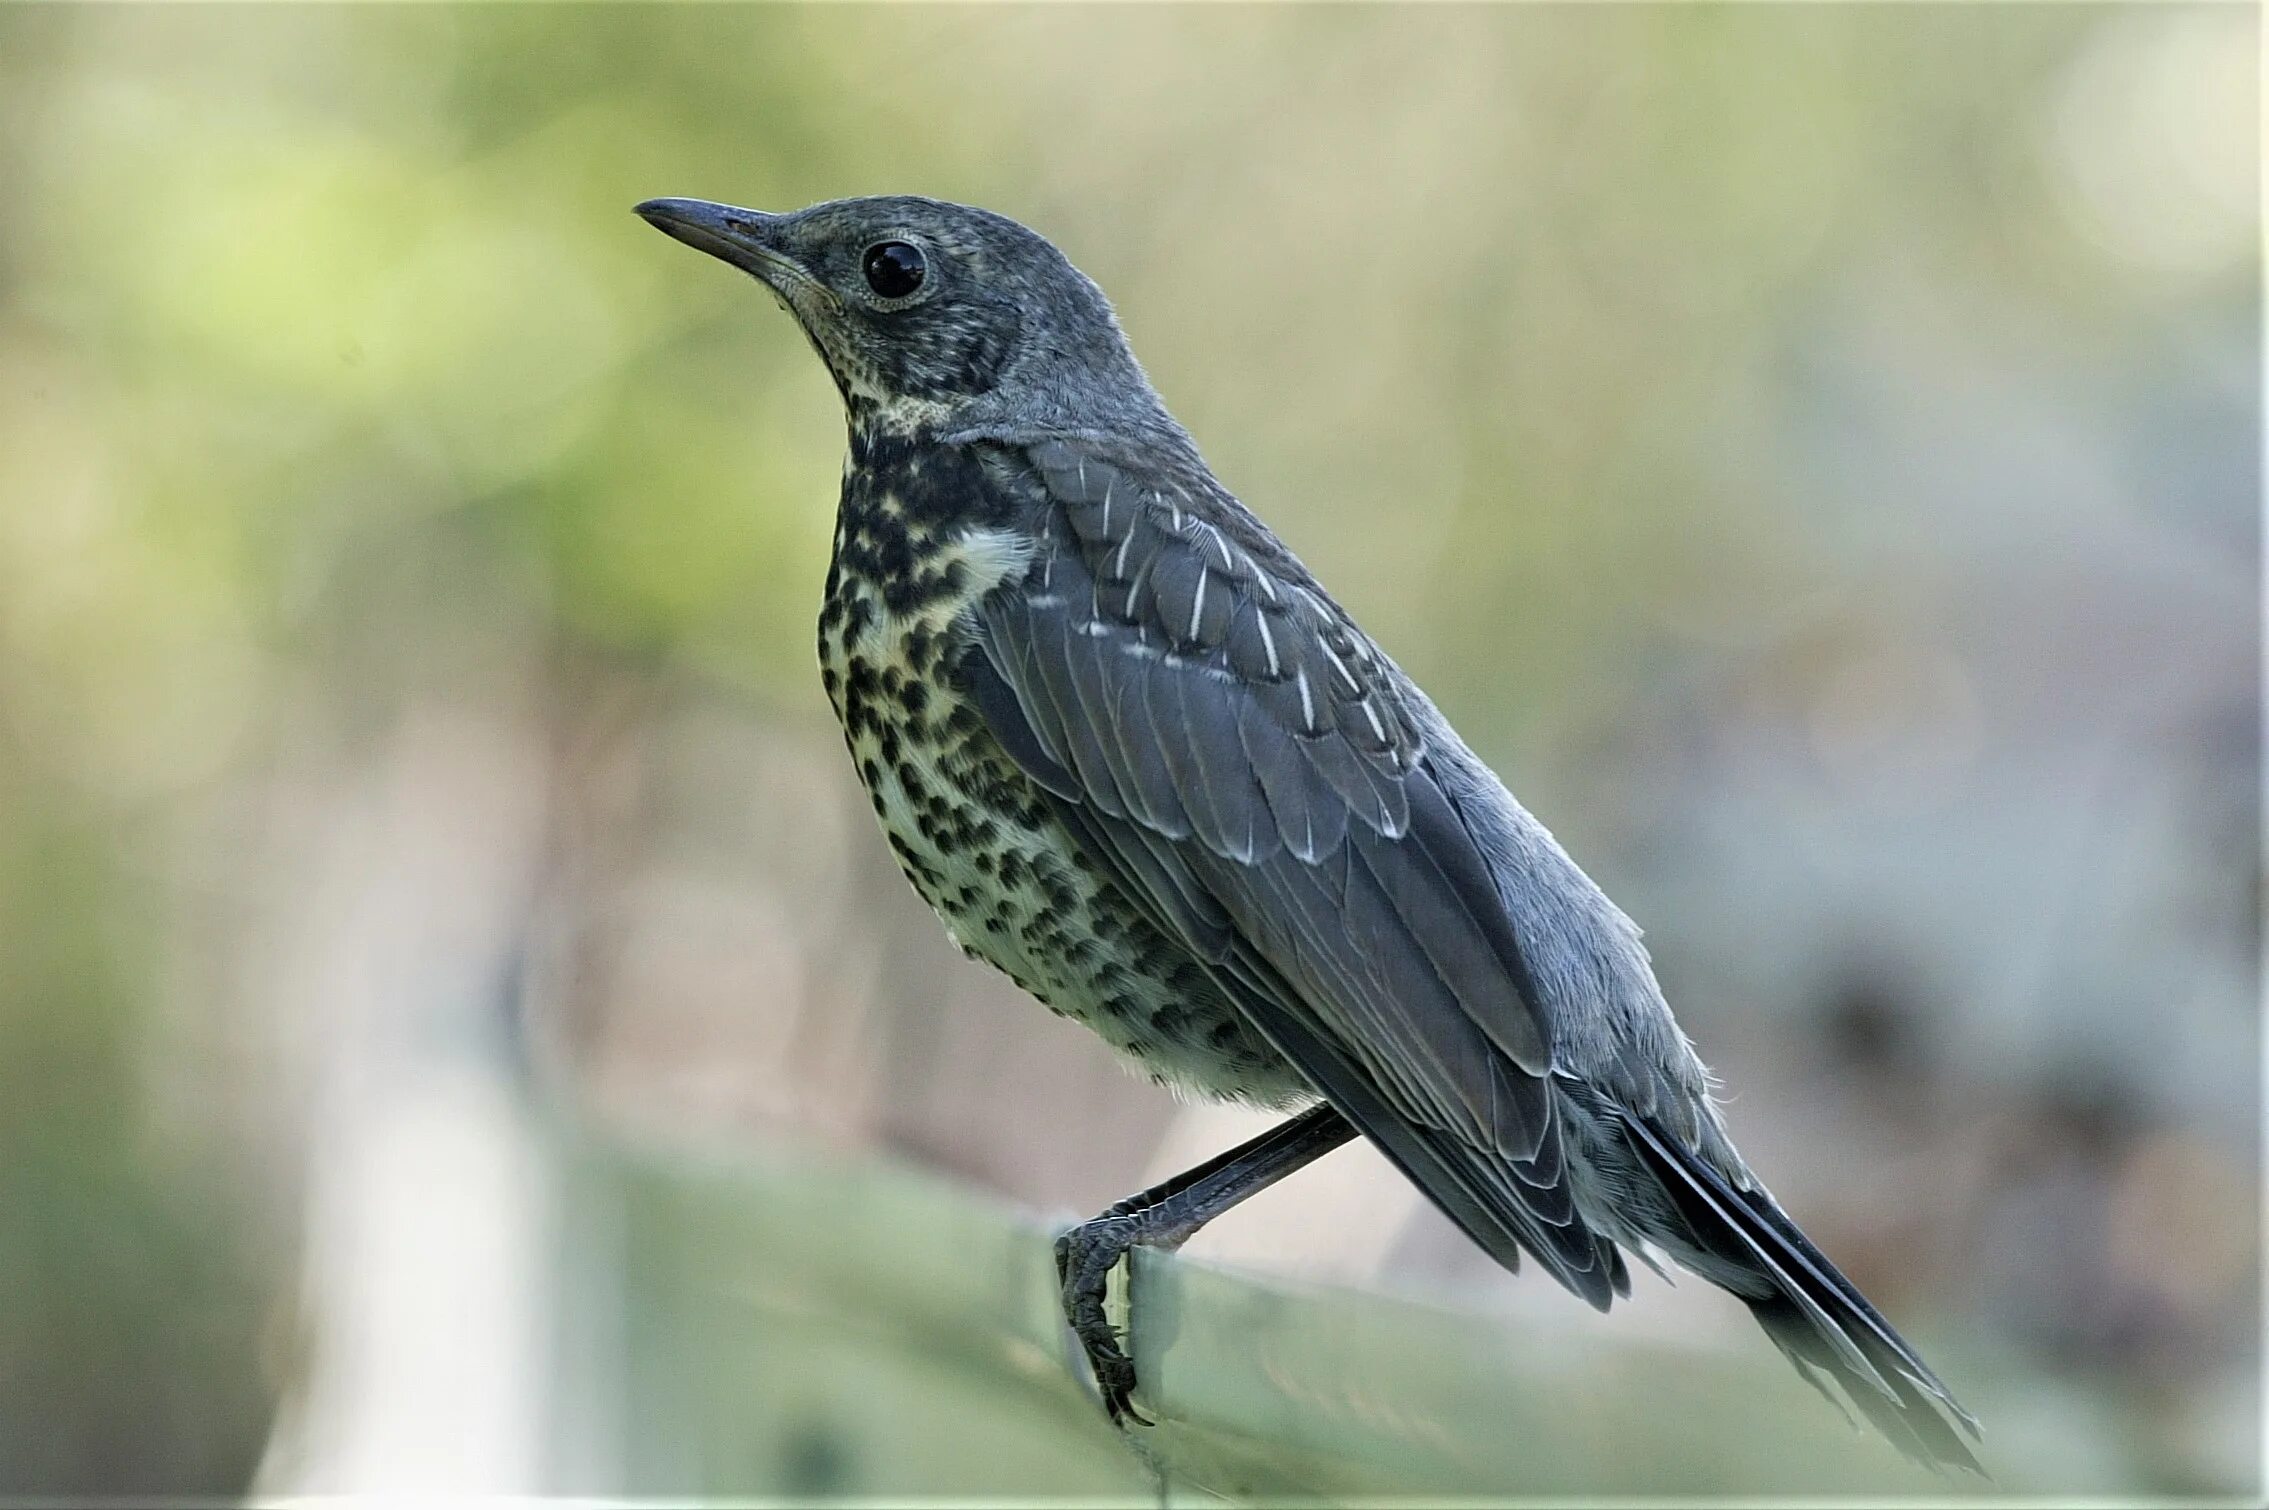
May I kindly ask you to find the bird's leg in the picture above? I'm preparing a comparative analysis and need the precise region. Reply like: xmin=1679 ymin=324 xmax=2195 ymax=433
xmin=1055 ymin=1101 xmax=1357 ymax=1426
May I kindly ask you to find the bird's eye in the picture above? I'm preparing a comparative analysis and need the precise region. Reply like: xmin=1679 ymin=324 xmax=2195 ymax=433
xmin=862 ymin=241 xmax=926 ymax=299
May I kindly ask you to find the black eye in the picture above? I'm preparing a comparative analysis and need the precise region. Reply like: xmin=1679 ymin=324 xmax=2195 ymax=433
xmin=862 ymin=241 xmax=926 ymax=299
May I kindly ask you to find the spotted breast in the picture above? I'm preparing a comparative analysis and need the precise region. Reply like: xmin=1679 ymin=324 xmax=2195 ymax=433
xmin=815 ymin=432 xmax=1303 ymax=1103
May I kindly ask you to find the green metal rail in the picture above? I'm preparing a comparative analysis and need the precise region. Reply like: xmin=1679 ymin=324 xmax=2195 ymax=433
xmin=541 ymin=1125 xmax=2151 ymax=1503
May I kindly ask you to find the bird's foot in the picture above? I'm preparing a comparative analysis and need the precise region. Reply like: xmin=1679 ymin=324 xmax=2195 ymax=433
xmin=1049 ymin=1109 xmax=1355 ymax=1431
xmin=1054 ymin=1215 xmax=1156 ymax=1428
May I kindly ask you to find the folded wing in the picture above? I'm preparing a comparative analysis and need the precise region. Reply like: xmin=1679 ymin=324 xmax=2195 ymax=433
xmin=962 ymin=440 xmax=1628 ymax=1305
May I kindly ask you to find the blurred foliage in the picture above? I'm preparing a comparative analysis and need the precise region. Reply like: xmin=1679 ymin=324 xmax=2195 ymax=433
xmin=0 ymin=2 xmax=2255 ymax=1498
xmin=0 ymin=750 xmax=274 ymax=1491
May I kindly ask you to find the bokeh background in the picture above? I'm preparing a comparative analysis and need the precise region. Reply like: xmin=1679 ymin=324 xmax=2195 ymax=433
xmin=0 ymin=1 xmax=2257 ymax=1499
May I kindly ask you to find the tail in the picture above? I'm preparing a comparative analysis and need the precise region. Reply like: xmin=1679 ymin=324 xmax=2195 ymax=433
xmin=1620 ymin=1113 xmax=1984 ymax=1475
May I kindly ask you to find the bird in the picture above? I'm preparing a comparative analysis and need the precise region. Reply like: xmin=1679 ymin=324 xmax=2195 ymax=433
xmin=633 ymin=191 xmax=1983 ymax=1473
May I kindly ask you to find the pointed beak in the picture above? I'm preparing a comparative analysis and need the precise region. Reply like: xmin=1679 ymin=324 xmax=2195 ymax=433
xmin=633 ymin=197 xmax=824 ymax=298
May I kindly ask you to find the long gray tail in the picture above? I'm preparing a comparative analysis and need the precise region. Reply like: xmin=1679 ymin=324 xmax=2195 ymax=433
xmin=1621 ymin=1113 xmax=1984 ymax=1474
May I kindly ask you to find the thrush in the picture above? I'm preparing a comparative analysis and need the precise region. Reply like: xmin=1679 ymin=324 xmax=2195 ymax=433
xmin=634 ymin=193 xmax=1982 ymax=1472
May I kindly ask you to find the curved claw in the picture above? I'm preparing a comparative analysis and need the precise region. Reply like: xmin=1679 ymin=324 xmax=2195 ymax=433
xmin=1055 ymin=1216 xmax=1156 ymax=1429
xmin=1046 ymin=1109 xmax=1354 ymax=1435
xmin=1098 ymin=1346 xmax=1153 ymax=1428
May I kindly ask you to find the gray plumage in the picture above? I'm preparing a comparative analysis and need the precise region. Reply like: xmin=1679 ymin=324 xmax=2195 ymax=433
xmin=635 ymin=192 xmax=1982 ymax=1472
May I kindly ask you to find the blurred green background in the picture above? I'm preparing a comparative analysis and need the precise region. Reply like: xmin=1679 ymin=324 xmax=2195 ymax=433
xmin=0 ymin=2 xmax=2256 ymax=1499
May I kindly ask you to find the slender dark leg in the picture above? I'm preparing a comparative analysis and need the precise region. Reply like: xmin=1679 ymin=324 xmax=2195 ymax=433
xmin=1056 ymin=1102 xmax=1358 ymax=1425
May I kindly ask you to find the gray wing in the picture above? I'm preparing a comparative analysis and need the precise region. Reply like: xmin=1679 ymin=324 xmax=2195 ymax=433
xmin=969 ymin=437 xmax=1990 ymax=1463
xmin=962 ymin=440 xmax=1630 ymax=1306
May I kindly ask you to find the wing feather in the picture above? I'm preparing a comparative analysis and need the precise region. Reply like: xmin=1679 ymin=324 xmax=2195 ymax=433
xmin=1037 ymin=600 xmax=1138 ymax=816
xmin=1238 ymin=697 xmax=1348 ymax=862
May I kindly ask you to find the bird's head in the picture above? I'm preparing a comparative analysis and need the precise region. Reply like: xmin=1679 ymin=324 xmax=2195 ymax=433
xmin=636 ymin=193 xmax=1163 ymax=439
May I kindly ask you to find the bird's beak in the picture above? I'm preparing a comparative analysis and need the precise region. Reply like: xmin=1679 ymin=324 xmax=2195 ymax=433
xmin=633 ymin=197 xmax=825 ymax=299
